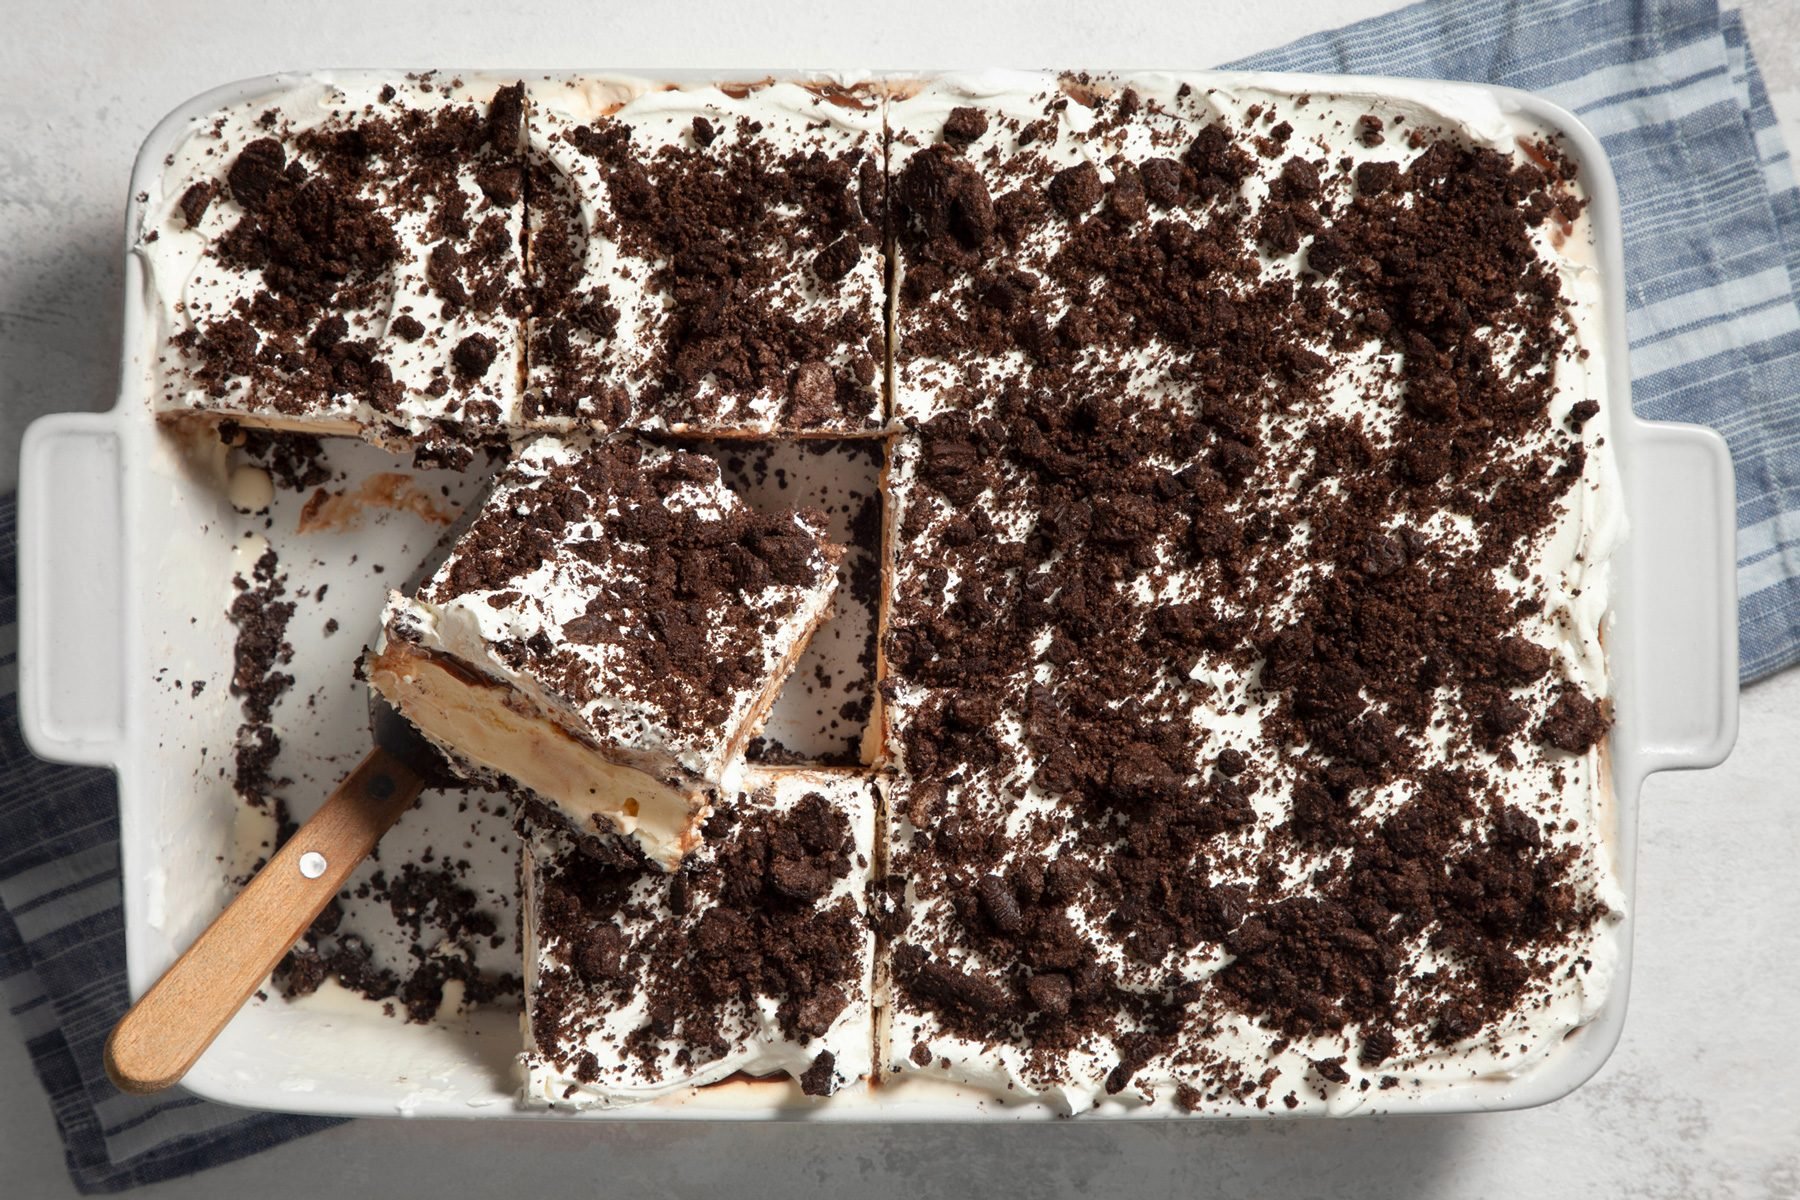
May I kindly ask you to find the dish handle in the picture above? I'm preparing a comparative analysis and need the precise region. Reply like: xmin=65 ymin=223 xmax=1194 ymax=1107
xmin=1624 ymin=420 xmax=1739 ymax=775
xmin=18 ymin=411 xmax=128 ymax=768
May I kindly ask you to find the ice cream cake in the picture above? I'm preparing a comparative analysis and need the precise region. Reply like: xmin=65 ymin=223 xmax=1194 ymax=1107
xmin=521 ymin=768 xmax=877 ymax=1107
xmin=368 ymin=433 xmax=842 ymax=870
xmin=524 ymin=78 xmax=887 ymax=437
xmin=137 ymin=73 xmax=529 ymax=466
xmin=147 ymin=70 xmax=1630 ymax=1117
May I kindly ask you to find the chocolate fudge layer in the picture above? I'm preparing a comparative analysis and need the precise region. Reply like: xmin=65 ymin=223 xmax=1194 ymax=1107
xmin=139 ymin=74 xmax=528 ymax=465
xmin=369 ymin=433 xmax=842 ymax=869
xmin=877 ymin=74 xmax=1624 ymax=1113
xmin=523 ymin=78 xmax=887 ymax=437
xmin=522 ymin=769 xmax=876 ymax=1107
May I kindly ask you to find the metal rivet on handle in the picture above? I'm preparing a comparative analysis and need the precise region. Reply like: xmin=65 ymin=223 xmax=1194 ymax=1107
xmin=298 ymin=852 xmax=327 ymax=879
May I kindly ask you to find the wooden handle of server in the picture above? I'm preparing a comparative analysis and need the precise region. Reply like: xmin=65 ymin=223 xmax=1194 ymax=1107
xmin=103 ymin=746 xmax=426 ymax=1094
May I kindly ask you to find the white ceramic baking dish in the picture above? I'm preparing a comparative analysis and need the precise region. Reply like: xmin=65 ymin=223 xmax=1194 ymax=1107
xmin=17 ymin=69 xmax=1738 ymax=1120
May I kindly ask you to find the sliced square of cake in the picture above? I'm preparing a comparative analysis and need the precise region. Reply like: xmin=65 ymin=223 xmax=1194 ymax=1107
xmin=368 ymin=433 xmax=842 ymax=869
xmin=139 ymin=73 xmax=529 ymax=464
xmin=521 ymin=769 xmax=877 ymax=1107
xmin=523 ymin=77 xmax=886 ymax=437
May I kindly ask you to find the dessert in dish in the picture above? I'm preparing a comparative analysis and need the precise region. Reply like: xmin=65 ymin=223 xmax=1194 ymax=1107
xmin=137 ymin=74 xmax=529 ymax=466
xmin=524 ymin=78 xmax=887 ymax=437
xmin=520 ymin=768 xmax=877 ymax=1107
xmin=368 ymin=433 xmax=843 ymax=870
xmin=150 ymin=69 xmax=1625 ymax=1116
xmin=878 ymin=74 xmax=1623 ymax=1112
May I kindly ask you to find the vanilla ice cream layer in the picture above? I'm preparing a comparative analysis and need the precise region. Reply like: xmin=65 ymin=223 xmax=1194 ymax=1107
xmin=367 ymin=640 xmax=705 ymax=869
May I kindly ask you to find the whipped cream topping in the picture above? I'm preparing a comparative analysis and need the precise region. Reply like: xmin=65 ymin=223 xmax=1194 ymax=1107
xmin=521 ymin=768 xmax=877 ymax=1108
xmin=877 ymin=72 xmax=1626 ymax=1114
xmin=524 ymin=77 xmax=887 ymax=436
xmin=136 ymin=72 xmax=527 ymax=455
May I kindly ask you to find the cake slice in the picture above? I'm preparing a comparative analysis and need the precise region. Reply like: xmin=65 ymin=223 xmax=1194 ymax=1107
xmin=138 ymin=74 xmax=529 ymax=465
xmin=368 ymin=433 xmax=842 ymax=869
xmin=523 ymin=77 xmax=887 ymax=436
xmin=521 ymin=768 xmax=877 ymax=1107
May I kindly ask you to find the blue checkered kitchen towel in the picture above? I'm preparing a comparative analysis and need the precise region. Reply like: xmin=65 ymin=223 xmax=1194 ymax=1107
xmin=3 ymin=0 xmax=1797 ymax=1190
